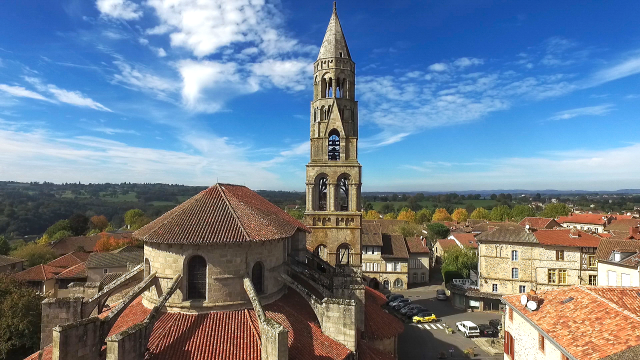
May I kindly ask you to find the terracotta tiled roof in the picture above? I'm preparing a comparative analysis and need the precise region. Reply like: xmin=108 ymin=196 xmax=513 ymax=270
xmin=436 ymin=239 xmax=459 ymax=250
xmin=358 ymin=341 xmax=395 ymax=360
xmin=134 ymin=184 xmax=309 ymax=245
xmin=476 ymin=224 xmax=537 ymax=243
xmin=533 ymin=229 xmax=601 ymax=247
xmin=597 ymin=232 xmax=613 ymax=238
xmin=405 ymin=236 xmax=429 ymax=254
xmin=450 ymin=233 xmax=478 ymax=248
xmin=46 ymin=251 xmax=90 ymax=269
xmin=49 ymin=232 xmax=133 ymax=255
xmin=361 ymin=222 xmax=383 ymax=246
xmin=470 ymin=221 xmax=520 ymax=234
xmin=24 ymin=346 xmax=52 ymax=360
xmin=363 ymin=287 xmax=404 ymax=340
xmin=0 ymin=254 xmax=23 ymax=267
xmin=12 ymin=264 xmax=65 ymax=282
xmin=557 ymin=213 xmax=611 ymax=225
xmin=595 ymin=239 xmax=640 ymax=261
xmin=518 ymin=217 xmax=558 ymax=229
xmin=504 ymin=286 xmax=640 ymax=360
xmin=56 ymin=262 xmax=87 ymax=279
xmin=606 ymin=219 xmax=640 ymax=232
xmin=381 ymin=234 xmax=408 ymax=259
xmin=363 ymin=219 xmax=406 ymax=235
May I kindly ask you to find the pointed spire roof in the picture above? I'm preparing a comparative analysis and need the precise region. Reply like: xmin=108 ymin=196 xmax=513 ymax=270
xmin=317 ymin=2 xmax=351 ymax=60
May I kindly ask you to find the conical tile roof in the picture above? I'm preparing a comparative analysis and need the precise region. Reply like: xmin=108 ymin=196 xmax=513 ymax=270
xmin=317 ymin=4 xmax=351 ymax=60
xmin=134 ymin=184 xmax=309 ymax=245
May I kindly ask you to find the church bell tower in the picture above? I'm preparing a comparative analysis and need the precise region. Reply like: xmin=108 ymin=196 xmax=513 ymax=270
xmin=305 ymin=3 xmax=362 ymax=268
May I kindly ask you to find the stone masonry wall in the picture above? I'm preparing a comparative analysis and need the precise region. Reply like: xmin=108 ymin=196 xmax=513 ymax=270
xmin=504 ymin=305 xmax=564 ymax=360
xmin=316 ymin=298 xmax=357 ymax=351
xmin=143 ymin=239 xmax=286 ymax=312
xmin=51 ymin=317 xmax=102 ymax=360
xmin=41 ymin=297 xmax=83 ymax=349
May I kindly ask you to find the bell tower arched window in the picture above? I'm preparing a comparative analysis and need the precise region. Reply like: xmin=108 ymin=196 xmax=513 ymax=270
xmin=187 ymin=255 xmax=207 ymax=300
xmin=251 ymin=262 xmax=264 ymax=294
xmin=328 ymin=129 xmax=340 ymax=161
xmin=317 ymin=176 xmax=328 ymax=211
xmin=337 ymin=175 xmax=349 ymax=211
xmin=337 ymin=243 xmax=352 ymax=265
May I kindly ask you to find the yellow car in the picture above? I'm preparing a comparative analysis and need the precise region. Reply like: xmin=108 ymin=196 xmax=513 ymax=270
xmin=413 ymin=312 xmax=437 ymax=323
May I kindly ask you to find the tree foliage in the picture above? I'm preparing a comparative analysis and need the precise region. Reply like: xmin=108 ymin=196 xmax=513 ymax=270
xmin=9 ymin=243 xmax=57 ymax=268
xmin=397 ymin=223 xmax=422 ymax=238
xmin=0 ymin=236 xmax=9 ymax=256
xmin=432 ymin=208 xmax=453 ymax=222
xmin=95 ymin=234 xmax=142 ymax=252
xmin=510 ymin=205 xmax=536 ymax=222
xmin=68 ymin=213 xmax=89 ymax=236
xmin=124 ymin=209 xmax=145 ymax=227
xmin=441 ymin=246 xmax=478 ymax=280
xmin=89 ymin=215 xmax=109 ymax=231
xmin=43 ymin=220 xmax=71 ymax=238
xmin=51 ymin=230 xmax=73 ymax=242
xmin=425 ymin=222 xmax=450 ymax=247
xmin=0 ymin=275 xmax=44 ymax=359
xmin=415 ymin=209 xmax=432 ymax=225
xmin=540 ymin=203 xmax=571 ymax=218
xmin=490 ymin=205 xmax=512 ymax=222
xmin=470 ymin=207 xmax=490 ymax=220
xmin=383 ymin=213 xmax=397 ymax=219
xmin=285 ymin=209 xmax=304 ymax=220
xmin=362 ymin=210 xmax=381 ymax=220
xmin=397 ymin=208 xmax=416 ymax=223
xmin=451 ymin=208 xmax=469 ymax=223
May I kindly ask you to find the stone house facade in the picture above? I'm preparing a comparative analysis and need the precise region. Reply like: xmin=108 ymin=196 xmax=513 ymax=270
xmin=0 ymin=254 xmax=24 ymax=273
xmin=406 ymin=236 xmax=430 ymax=285
xmin=476 ymin=226 xmax=600 ymax=296
xmin=595 ymin=238 xmax=640 ymax=287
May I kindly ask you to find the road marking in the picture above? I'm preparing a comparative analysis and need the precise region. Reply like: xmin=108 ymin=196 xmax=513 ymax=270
xmin=430 ymin=324 xmax=438 ymax=329
xmin=436 ymin=324 xmax=443 ymax=329
xmin=418 ymin=324 xmax=427 ymax=329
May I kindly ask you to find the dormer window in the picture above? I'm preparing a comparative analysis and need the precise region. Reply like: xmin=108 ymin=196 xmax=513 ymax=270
xmin=613 ymin=251 xmax=621 ymax=262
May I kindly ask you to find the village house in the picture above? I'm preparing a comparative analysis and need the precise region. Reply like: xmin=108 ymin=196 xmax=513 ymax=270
xmin=433 ymin=238 xmax=458 ymax=264
xmin=85 ymin=247 xmax=143 ymax=282
xmin=605 ymin=218 xmax=640 ymax=237
xmin=405 ymin=236 xmax=430 ymax=286
xmin=595 ymin=237 xmax=640 ymax=287
xmin=518 ymin=217 xmax=560 ymax=230
xmin=476 ymin=226 xmax=600 ymax=297
xmin=503 ymin=286 xmax=640 ymax=360
xmin=12 ymin=264 xmax=64 ymax=294
xmin=0 ymin=254 xmax=24 ymax=273
xmin=556 ymin=213 xmax=614 ymax=233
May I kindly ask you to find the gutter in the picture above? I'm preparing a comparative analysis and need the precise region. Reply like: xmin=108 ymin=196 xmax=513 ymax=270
xmin=501 ymin=298 xmax=577 ymax=360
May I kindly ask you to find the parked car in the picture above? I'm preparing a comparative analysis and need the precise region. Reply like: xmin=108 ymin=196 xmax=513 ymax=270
xmin=489 ymin=319 xmax=502 ymax=331
xmin=388 ymin=297 xmax=407 ymax=307
xmin=386 ymin=294 xmax=404 ymax=305
xmin=400 ymin=304 xmax=424 ymax=316
xmin=436 ymin=289 xmax=448 ymax=300
xmin=404 ymin=306 xmax=429 ymax=318
xmin=478 ymin=324 xmax=497 ymax=337
xmin=456 ymin=321 xmax=480 ymax=338
xmin=392 ymin=299 xmax=412 ymax=310
xmin=413 ymin=312 xmax=437 ymax=323
xmin=385 ymin=293 xmax=398 ymax=300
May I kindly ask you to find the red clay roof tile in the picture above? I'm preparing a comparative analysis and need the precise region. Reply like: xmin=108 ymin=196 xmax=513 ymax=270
xmin=533 ymin=229 xmax=601 ymax=247
xmin=12 ymin=264 xmax=65 ymax=282
xmin=557 ymin=213 xmax=611 ymax=226
xmin=55 ymin=262 xmax=87 ymax=279
xmin=46 ymin=251 xmax=90 ymax=269
xmin=363 ymin=287 xmax=404 ymax=340
xmin=405 ymin=236 xmax=430 ymax=254
xmin=518 ymin=217 xmax=559 ymax=229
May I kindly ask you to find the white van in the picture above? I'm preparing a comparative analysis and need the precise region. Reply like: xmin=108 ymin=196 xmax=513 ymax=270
xmin=456 ymin=321 xmax=480 ymax=337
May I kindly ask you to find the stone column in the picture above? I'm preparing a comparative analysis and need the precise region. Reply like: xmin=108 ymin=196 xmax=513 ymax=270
xmin=306 ymin=183 xmax=314 ymax=211
xmin=327 ymin=182 xmax=336 ymax=212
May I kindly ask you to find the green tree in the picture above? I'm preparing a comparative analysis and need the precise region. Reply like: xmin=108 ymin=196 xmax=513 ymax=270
xmin=131 ymin=216 xmax=152 ymax=231
xmin=415 ymin=209 xmax=433 ymax=225
xmin=0 ymin=275 xmax=44 ymax=359
xmin=510 ymin=205 xmax=536 ymax=222
xmin=285 ymin=209 xmax=304 ymax=220
xmin=397 ymin=223 xmax=422 ymax=238
xmin=10 ymin=243 xmax=57 ymax=268
xmin=380 ymin=203 xmax=395 ymax=214
xmin=383 ymin=213 xmax=397 ymax=220
xmin=540 ymin=203 xmax=571 ymax=218
xmin=51 ymin=230 xmax=74 ymax=242
xmin=490 ymin=205 xmax=511 ymax=221
xmin=43 ymin=220 xmax=71 ymax=238
xmin=441 ymin=246 xmax=478 ymax=281
xmin=124 ymin=209 xmax=145 ymax=228
xmin=68 ymin=213 xmax=89 ymax=236
xmin=426 ymin=222 xmax=450 ymax=247
xmin=470 ymin=207 xmax=490 ymax=220
xmin=0 ymin=236 xmax=9 ymax=256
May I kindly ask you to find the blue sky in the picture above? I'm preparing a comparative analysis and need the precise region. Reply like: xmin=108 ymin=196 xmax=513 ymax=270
xmin=1 ymin=0 xmax=640 ymax=191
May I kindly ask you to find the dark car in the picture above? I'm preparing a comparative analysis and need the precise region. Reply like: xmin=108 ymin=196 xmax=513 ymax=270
xmin=392 ymin=299 xmax=412 ymax=310
xmin=405 ymin=306 xmax=429 ymax=318
xmin=399 ymin=304 xmax=423 ymax=315
xmin=386 ymin=294 xmax=404 ymax=305
xmin=478 ymin=324 xmax=497 ymax=337
xmin=388 ymin=297 xmax=407 ymax=307
xmin=436 ymin=289 xmax=448 ymax=300
xmin=385 ymin=293 xmax=398 ymax=300
xmin=489 ymin=319 xmax=502 ymax=331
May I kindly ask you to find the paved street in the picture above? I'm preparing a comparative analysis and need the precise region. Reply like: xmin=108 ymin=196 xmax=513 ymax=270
xmin=390 ymin=286 xmax=503 ymax=360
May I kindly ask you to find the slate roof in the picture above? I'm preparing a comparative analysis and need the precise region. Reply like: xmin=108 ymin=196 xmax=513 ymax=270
xmin=46 ymin=251 xmax=90 ymax=269
xmin=518 ymin=217 xmax=559 ymax=229
xmin=557 ymin=213 xmax=611 ymax=225
xmin=595 ymin=239 xmax=640 ymax=261
xmin=450 ymin=233 xmax=478 ymax=248
xmin=533 ymin=229 xmax=601 ymax=248
xmin=381 ymin=234 xmax=409 ymax=259
xmin=504 ymin=286 xmax=640 ymax=360
xmin=12 ymin=264 xmax=64 ymax=282
xmin=361 ymin=222 xmax=383 ymax=246
xmin=469 ymin=221 xmax=519 ymax=233
xmin=0 ymin=254 xmax=24 ymax=267
xmin=475 ymin=225 xmax=538 ymax=243
xmin=405 ymin=236 xmax=430 ymax=254
xmin=86 ymin=248 xmax=143 ymax=268
xmin=56 ymin=262 xmax=87 ymax=279
xmin=134 ymin=184 xmax=309 ymax=245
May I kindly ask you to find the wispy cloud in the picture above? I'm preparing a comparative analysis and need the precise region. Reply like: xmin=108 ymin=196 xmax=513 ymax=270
xmin=548 ymin=104 xmax=614 ymax=120
xmin=96 ymin=0 xmax=142 ymax=20
xmin=587 ymin=55 xmax=640 ymax=87
xmin=20 ymin=76 xmax=112 ymax=111
xmin=93 ymin=127 xmax=139 ymax=135
xmin=0 ymin=84 xmax=53 ymax=102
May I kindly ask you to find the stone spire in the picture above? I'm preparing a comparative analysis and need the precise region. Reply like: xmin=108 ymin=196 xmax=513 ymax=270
xmin=317 ymin=2 xmax=351 ymax=60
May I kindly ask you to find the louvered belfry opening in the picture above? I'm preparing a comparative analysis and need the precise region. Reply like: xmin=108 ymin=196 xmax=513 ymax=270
xmin=187 ymin=255 xmax=207 ymax=300
xmin=252 ymin=262 xmax=264 ymax=294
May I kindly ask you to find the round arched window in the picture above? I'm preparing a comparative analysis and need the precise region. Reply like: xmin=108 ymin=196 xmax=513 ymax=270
xmin=252 ymin=262 xmax=264 ymax=294
xmin=187 ymin=256 xmax=207 ymax=300
xmin=394 ymin=278 xmax=403 ymax=288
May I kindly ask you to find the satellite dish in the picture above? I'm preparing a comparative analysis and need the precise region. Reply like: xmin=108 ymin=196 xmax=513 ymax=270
xmin=520 ymin=295 xmax=528 ymax=306
xmin=527 ymin=301 xmax=538 ymax=311
xmin=525 ymin=224 xmax=530 ymax=230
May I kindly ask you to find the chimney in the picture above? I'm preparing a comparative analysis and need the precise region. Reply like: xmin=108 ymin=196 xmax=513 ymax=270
xmin=570 ymin=228 xmax=579 ymax=238
xmin=529 ymin=289 xmax=536 ymax=295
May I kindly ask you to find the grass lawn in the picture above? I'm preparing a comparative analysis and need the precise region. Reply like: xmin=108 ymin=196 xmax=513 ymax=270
xmin=99 ymin=192 xmax=139 ymax=202
xmin=370 ymin=199 xmax=497 ymax=212
xmin=149 ymin=201 xmax=178 ymax=206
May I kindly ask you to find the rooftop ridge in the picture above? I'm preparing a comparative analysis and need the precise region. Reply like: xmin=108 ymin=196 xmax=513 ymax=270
xmin=217 ymin=184 xmax=251 ymax=241
xmin=577 ymin=285 xmax=640 ymax=323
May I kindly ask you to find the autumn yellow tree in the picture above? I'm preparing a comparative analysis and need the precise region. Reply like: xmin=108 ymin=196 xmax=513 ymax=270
xmin=397 ymin=208 xmax=416 ymax=223
xmin=363 ymin=210 xmax=381 ymax=220
xmin=384 ymin=213 xmax=397 ymax=220
xmin=432 ymin=208 xmax=453 ymax=222
xmin=90 ymin=215 xmax=109 ymax=231
xmin=470 ymin=207 xmax=490 ymax=220
xmin=451 ymin=208 xmax=469 ymax=223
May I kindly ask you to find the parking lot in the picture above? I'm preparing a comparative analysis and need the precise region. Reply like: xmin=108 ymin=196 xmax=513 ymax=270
xmin=387 ymin=286 xmax=503 ymax=359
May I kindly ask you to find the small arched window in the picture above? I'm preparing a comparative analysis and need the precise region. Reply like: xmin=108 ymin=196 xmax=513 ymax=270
xmin=328 ymin=129 xmax=340 ymax=161
xmin=383 ymin=280 xmax=390 ymax=290
xmin=317 ymin=176 xmax=328 ymax=211
xmin=337 ymin=175 xmax=349 ymax=211
xmin=394 ymin=278 xmax=403 ymax=288
xmin=337 ymin=243 xmax=352 ymax=265
xmin=187 ymin=256 xmax=207 ymax=300
xmin=252 ymin=262 xmax=264 ymax=294
xmin=144 ymin=258 xmax=151 ymax=277
xmin=321 ymin=77 xmax=327 ymax=99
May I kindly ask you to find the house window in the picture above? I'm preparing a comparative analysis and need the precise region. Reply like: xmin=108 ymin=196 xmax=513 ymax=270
xmin=394 ymin=278 xmax=403 ymax=288
xmin=519 ymin=285 xmax=526 ymax=293
xmin=511 ymin=250 xmax=518 ymax=261
xmin=622 ymin=273 xmax=631 ymax=287
xmin=589 ymin=275 xmax=597 ymax=285
xmin=556 ymin=250 xmax=564 ymax=261
xmin=504 ymin=331 xmax=515 ymax=359
xmin=588 ymin=255 xmax=597 ymax=268
xmin=412 ymin=273 xmax=417 ymax=282
xmin=187 ymin=255 xmax=207 ymax=300
xmin=512 ymin=268 xmax=519 ymax=279
xmin=103 ymin=268 xmax=108 ymax=274
xmin=558 ymin=270 xmax=567 ymax=284
xmin=548 ymin=269 xmax=557 ymax=284
xmin=374 ymin=263 xmax=380 ymax=271
xmin=608 ymin=271 xmax=617 ymax=286
xmin=538 ymin=333 xmax=545 ymax=353
xmin=395 ymin=262 xmax=402 ymax=272
xmin=492 ymin=284 xmax=498 ymax=293
xmin=386 ymin=262 xmax=394 ymax=272
xmin=421 ymin=273 xmax=426 ymax=282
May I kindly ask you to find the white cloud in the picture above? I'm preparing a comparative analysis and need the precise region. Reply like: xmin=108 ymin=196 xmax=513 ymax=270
xmin=46 ymin=85 xmax=112 ymax=112
xmin=548 ymin=104 xmax=614 ymax=120
xmin=250 ymin=59 xmax=311 ymax=91
xmin=453 ymin=57 xmax=484 ymax=68
xmin=112 ymin=60 xmax=176 ymax=97
xmin=588 ymin=55 xmax=640 ymax=87
xmin=96 ymin=0 xmax=142 ymax=20
xmin=428 ymin=63 xmax=448 ymax=72
xmin=0 ymin=84 xmax=52 ymax=102
xmin=93 ymin=127 xmax=139 ymax=135
xmin=156 ymin=48 xmax=167 ymax=57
